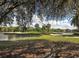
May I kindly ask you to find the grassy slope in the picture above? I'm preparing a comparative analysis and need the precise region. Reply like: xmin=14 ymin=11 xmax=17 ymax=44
xmin=16 ymin=35 xmax=79 ymax=43
xmin=0 ymin=35 xmax=79 ymax=49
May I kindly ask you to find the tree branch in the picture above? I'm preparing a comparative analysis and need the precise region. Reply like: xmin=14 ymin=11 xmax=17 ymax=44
xmin=0 ymin=0 xmax=6 ymax=6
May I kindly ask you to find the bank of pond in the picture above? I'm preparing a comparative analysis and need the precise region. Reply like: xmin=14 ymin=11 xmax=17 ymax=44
xmin=0 ymin=32 xmax=79 ymax=42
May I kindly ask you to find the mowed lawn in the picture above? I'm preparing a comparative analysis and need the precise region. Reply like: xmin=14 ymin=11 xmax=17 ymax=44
xmin=16 ymin=35 xmax=79 ymax=43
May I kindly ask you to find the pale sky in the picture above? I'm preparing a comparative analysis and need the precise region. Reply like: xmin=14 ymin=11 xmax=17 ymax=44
xmin=32 ymin=15 xmax=77 ymax=29
xmin=12 ymin=15 xmax=77 ymax=30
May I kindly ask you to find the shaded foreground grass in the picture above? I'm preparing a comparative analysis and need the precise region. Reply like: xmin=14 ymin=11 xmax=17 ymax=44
xmin=16 ymin=35 xmax=79 ymax=43
xmin=0 ymin=40 xmax=79 ymax=58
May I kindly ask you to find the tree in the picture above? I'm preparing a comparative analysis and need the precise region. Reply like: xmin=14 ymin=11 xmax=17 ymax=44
xmin=46 ymin=24 xmax=51 ymax=32
xmin=41 ymin=24 xmax=45 ymax=33
xmin=35 ymin=23 xmax=39 ymax=28
xmin=0 ymin=0 xmax=79 ymax=29
xmin=71 ymin=15 xmax=79 ymax=31
xmin=42 ymin=24 xmax=48 ymax=34
xmin=35 ymin=23 xmax=41 ymax=32
xmin=0 ymin=0 xmax=35 ymax=26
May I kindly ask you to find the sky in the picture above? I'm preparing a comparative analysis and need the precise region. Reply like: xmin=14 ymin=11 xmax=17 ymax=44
xmin=32 ymin=15 xmax=77 ymax=30
xmin=12 ymin=15 xmax=77 ymax=30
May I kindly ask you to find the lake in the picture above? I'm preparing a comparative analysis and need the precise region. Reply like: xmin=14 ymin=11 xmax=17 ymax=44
xmin=0 ymin=32 xmax=41 ymax=41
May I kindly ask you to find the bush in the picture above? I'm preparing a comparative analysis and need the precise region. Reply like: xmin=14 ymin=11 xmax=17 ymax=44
xmin=74 ymin=32 xmax=79 ymax=36
xmin=52 ymin=29 xmax=63 ymax=32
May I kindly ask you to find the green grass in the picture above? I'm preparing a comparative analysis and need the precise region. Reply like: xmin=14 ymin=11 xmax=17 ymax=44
xmin=3 ymin=32 xmax=41 ymax=34
xmin=16 ymin=35 xmax=79 ymax=43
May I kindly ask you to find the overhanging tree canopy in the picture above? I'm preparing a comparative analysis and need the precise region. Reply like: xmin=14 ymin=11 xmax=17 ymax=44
xmin=0 ymin=0 xmax=79 ymax=27
xmin=0 ymin=0 xmax=35 ymax=26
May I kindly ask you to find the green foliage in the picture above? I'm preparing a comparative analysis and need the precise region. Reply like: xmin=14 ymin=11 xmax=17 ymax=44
xmin=0 ymin=26 xmax=21 ymax=32
xmin=52 ymin=29 xmax=63 ymax=32
xmin=71 ymin=15 xmax=79 ymax=31
xmin=0 ymin=26 xmax=71 ymax=33
xmin=34 ymin=24 xmax=41 ymax=32
xmin=74 ymin=32 xmax=79 ymax=36
xmin=26 ymin=27 xmax=34 ymax=32
xmin=41 ymin=24 xmax=51 ymax=34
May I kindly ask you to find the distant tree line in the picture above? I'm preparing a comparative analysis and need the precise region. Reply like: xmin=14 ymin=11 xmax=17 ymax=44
xmin=0 ymin=23 xmax=75 ymax=34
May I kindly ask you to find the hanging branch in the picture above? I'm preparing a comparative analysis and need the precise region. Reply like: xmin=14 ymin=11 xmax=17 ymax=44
xmin=0 ymin=0 xmax=7 ymax=6
xmin=0 ymin=1 xmax=28 ymax=19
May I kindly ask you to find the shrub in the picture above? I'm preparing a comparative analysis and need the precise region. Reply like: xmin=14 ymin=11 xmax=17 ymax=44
xmin=74 ymin=32 xmax=79 ymax=36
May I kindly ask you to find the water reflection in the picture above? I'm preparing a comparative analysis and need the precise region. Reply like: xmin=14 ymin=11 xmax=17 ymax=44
xmin=0 ymin=33 xmax=41 ymax=41
xmin=0 ymin=33 xmax=9 ymax=41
